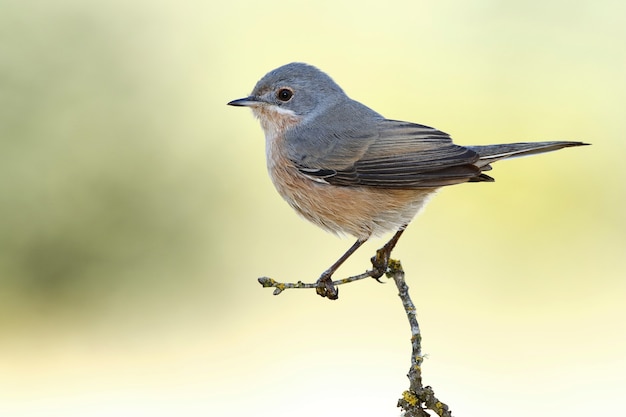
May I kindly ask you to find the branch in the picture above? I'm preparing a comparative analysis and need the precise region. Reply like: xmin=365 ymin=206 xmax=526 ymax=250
xmin=258 ymin=238 xmax=395 ymax=299
xmin=257 ymin=270 xmax=375 ymax=296
xmin=258 ymin=258 xmax=453 ymax=416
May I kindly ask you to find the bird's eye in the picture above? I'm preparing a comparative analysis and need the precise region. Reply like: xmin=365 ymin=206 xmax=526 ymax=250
xmin=277 ymin=88 xmax=293 ymax=102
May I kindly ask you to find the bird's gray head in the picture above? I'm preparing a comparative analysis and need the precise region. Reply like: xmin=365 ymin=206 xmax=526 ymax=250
xmin=227 ymin=63 xmax=347 ymax=121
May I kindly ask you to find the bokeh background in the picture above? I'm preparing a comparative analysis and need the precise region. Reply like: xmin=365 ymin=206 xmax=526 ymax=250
xmin=1 ymin=1 xmax=624 ymax=416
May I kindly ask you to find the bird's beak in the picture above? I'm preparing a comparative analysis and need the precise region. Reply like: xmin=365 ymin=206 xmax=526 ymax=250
xmin=227 ymin=96 xmax=262 ymax=107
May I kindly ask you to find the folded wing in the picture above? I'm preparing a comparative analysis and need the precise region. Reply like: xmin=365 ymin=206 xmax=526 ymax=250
xmin=294 ymin=119 xmax=488 ymax=188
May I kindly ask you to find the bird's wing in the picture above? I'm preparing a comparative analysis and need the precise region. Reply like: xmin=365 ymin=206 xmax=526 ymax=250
xmin=291 ymin=119 xmax=486 ymax=189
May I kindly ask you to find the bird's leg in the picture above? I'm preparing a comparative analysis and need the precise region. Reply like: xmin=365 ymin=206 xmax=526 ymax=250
xmin=316 ymin=238 xmax=368 ymax=300
xmin=370 ymin=227 xmax=406 ymax=280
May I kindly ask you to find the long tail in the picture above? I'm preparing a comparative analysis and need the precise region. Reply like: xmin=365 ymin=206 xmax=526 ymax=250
xmin=468 ymin=141 xmax=589 ymax=169
xmin=464 ymin=141 xmax=589 ymax=182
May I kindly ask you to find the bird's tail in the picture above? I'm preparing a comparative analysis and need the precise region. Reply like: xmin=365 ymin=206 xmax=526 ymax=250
xmin=468 ymin=141 xmax=589 ymax=169
xmin=464 ymin=141 xmax=589 ymax=182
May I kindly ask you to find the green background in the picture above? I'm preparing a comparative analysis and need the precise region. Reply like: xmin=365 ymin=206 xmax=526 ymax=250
xmin=1 ymin=1 xmax=624 ymax=416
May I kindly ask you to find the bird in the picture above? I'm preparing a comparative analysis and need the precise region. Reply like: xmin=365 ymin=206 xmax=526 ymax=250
xmin=228 ymin=62 xmax=587 ymax=300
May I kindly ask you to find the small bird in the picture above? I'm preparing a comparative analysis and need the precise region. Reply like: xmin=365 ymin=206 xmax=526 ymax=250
xmin=228 ymin=62 xmax=587 ymax=299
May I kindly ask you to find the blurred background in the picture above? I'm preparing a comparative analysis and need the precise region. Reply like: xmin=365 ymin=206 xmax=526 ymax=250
xmin=1 ymin=1 xmax=624 ymax=416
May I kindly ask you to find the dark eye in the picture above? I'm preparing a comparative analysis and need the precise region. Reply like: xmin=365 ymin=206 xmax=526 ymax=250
xmin=277 ymin=88 xmax=293 ymax=102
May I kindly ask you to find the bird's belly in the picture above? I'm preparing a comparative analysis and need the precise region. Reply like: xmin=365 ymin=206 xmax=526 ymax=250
xmin=269 ymin=163 xmax=436 ymax=240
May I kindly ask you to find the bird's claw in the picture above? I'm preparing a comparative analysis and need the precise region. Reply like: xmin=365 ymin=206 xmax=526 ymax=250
xmin=370 ymin=247 xmax=391 ymax=279
xmin=315 ymin=274 xmax=339 ymax=300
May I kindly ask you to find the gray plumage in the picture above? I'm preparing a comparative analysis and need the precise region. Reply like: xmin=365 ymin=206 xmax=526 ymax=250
xmin=228 ymin=62 xmax=589 ymax=298
xmin=253 ymin=63 xmax=586 ymax=189
xmin=230 ymin=61 xmax=587 ymax=195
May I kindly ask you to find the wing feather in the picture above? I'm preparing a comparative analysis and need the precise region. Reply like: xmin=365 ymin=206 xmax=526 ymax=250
xmin=293 ymin=119 xmax=483 ymax=189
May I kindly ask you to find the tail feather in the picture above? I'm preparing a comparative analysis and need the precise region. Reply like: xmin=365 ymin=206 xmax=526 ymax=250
xmin=468 ymin=141 xmax=589 ymax=169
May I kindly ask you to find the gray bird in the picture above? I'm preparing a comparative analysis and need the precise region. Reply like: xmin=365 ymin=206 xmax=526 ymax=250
xmin=228 ymin=62 xmax=587 ymax=299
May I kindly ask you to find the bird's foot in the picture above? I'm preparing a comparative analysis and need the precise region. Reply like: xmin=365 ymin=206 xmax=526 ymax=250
xmin=315 ymin=273 xmax=339 ymax=300
xmin=370 ymin=246 xmax=392 ymax=281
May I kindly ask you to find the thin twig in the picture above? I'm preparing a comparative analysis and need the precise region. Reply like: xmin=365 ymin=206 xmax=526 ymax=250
xmin=257 ymin=270 xmax=375 ymax=296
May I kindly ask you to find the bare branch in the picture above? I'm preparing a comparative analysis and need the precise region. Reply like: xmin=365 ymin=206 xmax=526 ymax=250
xmin=258 ymin=257 xmax=453 ymax=416
xmin=257 ymin=269 xmax=376 ymax=296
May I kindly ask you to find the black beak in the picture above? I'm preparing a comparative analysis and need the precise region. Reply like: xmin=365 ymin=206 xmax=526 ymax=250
xmin=227 ymin=96 xmax=262 ymax=107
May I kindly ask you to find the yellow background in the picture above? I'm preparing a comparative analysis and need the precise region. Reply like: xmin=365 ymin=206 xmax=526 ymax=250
xmin=1 ymin=1 xmax=624 ymax=416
